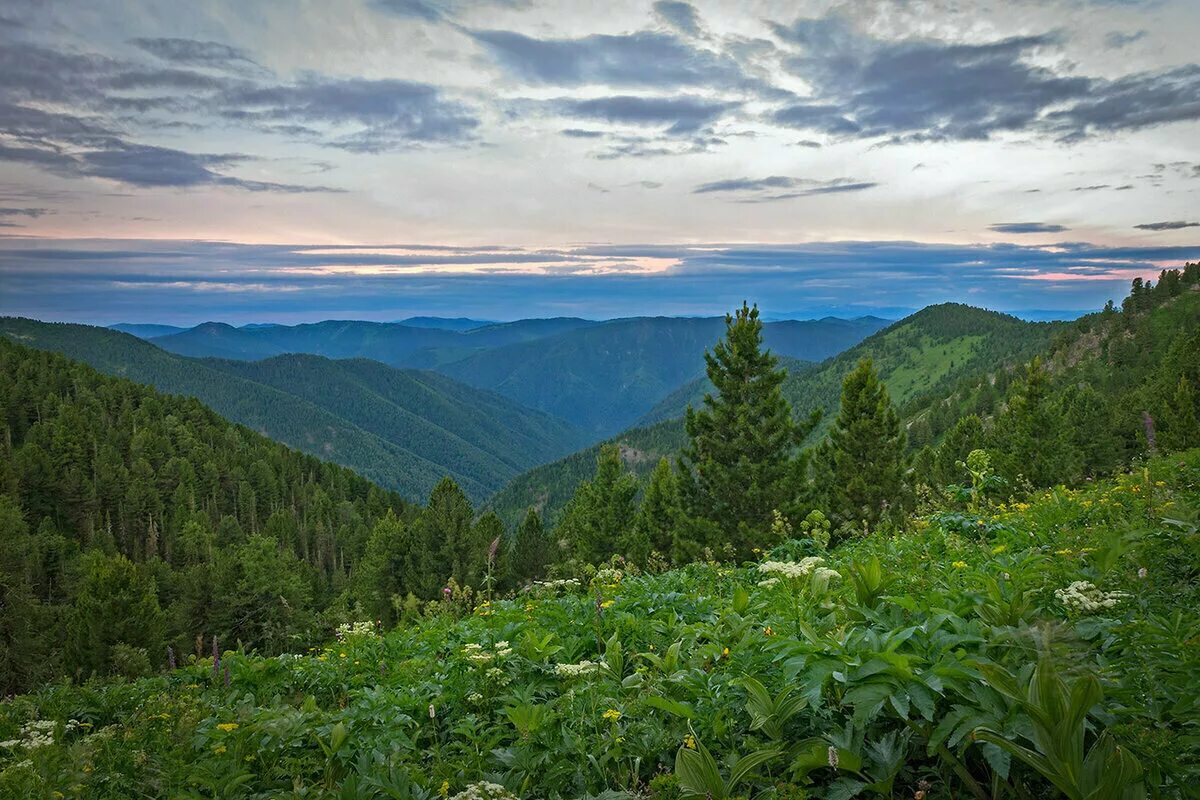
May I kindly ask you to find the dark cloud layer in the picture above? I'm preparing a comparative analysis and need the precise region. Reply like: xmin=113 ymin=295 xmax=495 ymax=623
xmin=990 ymin=222 xmax=1070 ymax=233
xmin=1134 ymin=220 xmax=1200 ymax=230
xmin=556 ymin=95 xmax=737 ymax=133
xmin=694 ymin=175 xmax=878 ymax=201
xmin=767 ymin=15 xmax=1200 ymax=142
xmin=653 ymin=1 xmax=704 ymax=37
xmin=469 ymin=29 xmax=753 ymax=89
xmin=0 ymin=26 xmax=478 ymax=189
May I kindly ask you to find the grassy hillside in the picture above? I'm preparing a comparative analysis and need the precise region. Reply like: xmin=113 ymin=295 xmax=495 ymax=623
xmin=438 ymin=316 xmax=887 ymax=436
xmin=0 ymin=319 xmax=583 ymax=502
xmin=6 ymin=452 xmax=1196 ymax=797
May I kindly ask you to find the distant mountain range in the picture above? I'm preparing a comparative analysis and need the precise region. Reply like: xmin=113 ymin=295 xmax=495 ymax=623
xmin=139 ymin=314 xmax=890 ymax=436
xmin=1 ymin=319 xmax=585 ymax=502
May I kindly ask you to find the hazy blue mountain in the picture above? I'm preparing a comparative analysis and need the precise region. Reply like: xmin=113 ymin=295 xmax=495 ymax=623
xmin=149 ymin=317 xmax=598 ymax=364
xmin=435 ymin=315 xmax=891 ymax=436
xmin=397 ymin=316 xmax=495 ymax=330
xmin=108 ymin=323 xmax=187 ymax=339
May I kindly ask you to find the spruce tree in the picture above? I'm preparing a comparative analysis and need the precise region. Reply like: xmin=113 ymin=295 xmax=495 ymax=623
xmin=506 ymin=508 xmax=552 ymax=586
xmin=419 ymin=478 xmax=477 ymax=592
xmin=823 ymin=358 xmax=907 ymax=536
xmin=356 ymin=512 xmax=419 ymax=626
xmin=635 ymin=457 xmax=680 ymax=559
xmin=992 ymin=357 xmax=1072 ymax=487
xmin=557 ymin=444 xmax=638 ymax=564
xmin=679 ymin=302 xmax=798 ymax=554
xmin=1162 ymin=376 xmax=1200 ymax=451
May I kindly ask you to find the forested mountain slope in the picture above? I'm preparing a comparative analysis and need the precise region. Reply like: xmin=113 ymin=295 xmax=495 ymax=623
xmin=0 ymin=319 xmax=584 ymax=501
xmin=149 ymin=317 xmax=598 ymax=363
xmin=0 ymin=337 xmax=413 ymax=689
xmin=490 ymin=304 xmax=1055 ymax=524
xmin=108 ymin=323 xmax=186 ymax=339
xmin=641 ymin=304 xmax=1056 ymax=431
xmin=437 ymin=316 xmax=888 ymax=435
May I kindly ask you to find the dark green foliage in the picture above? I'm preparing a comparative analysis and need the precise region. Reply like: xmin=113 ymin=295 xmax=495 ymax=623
xmin=0 ymin=337 xmax=502 ymax=690
xmin=65 ymin=552 xmax=166 ymax=680
xmin=1161 ymin=376 xmax=1200 ymax=451
xmin=356 ymin=513 xmax=422 ymax=627
xmin=0 ymin=498 xmax=56 ymax=693
xmin=680 ymin=303 xmax=803 ymax=555
xmin=635 ymin=458 xmax=681 ymax=558
xmin=819 ymin=358 xmax=908 ymax=535
xmin=558 ymin=445 xmax=639 ymax=563
xmin=991 ymin=357 xmax=1072 ymax=487
xmin=420 ymin=478 xmax=480 ymax=592
xmin=505 ymin=508 xmax=552 ymax=586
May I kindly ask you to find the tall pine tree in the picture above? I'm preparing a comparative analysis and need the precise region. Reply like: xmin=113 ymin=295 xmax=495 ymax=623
xmin=679 ymin=302 xmax=799 ymax=555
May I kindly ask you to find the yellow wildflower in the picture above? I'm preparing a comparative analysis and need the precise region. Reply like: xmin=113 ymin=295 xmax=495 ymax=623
xmin=601 ymin=600 xmax=614 ymax=609
xmin=684 ymin=734 xmax=696 ymax=749
xmin=216 ymin=723 xmax=239 ymax=732
xmin=212 ymin=745 xmax=227 ymax=755
xmin=952 ymin=561 xmax=968 ymax=569
xmin=991 ymin=544 xmax=1007 ymax=554
xmin=722 ymin=647 xmax=730 ymax=658
xmin=439 ymin=780 xmax=450 ymax=798
xmin=763 ymin=626 xmax=775 ymax=637
xmin=602 ymin=708 xmax=622 ymax=722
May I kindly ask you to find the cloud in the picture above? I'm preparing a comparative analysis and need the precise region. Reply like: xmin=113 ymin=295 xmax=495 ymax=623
xmin=372 ymin=0 xmax=528 ymax=22
xmin=556 ymin=95 xmax=737 ymax=133
xmin=653 ymin=1 xmax=704 ymax=37
xmin=694 ymin=175 xmax=878 ymax=201
xmin=221 ymin=78 xmax=480 ymax=151
xmin=1134 ymin=220 xmax=1199 ymax=230
xmin=767 ymin=14 xmax=1200 ymax=142
xmin=990 ymin=222 xmax=1069 ymax=233
xmin=129 ymin=37 xmax=260 ymax=72
xmin=560 ymin=128 xmax=604 ymax=138
xmin=468 ymin=28 xmax=753 ymax=89
xmin=1104 ymin=30 xmax=1147 ymax=48
xmin=0 ymin=207 xmax=49 ymax=218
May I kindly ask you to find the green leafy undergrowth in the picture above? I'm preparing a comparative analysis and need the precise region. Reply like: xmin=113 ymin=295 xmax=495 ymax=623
xmin=2 ymin=452 xmax=1197 ymax=800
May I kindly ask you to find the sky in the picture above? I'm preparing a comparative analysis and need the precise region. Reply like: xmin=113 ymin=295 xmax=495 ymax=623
xmin=0 ymin=0 xmax=1198 ymax=324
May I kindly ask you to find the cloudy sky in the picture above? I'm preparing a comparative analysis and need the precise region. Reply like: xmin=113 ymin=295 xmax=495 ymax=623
xmin=1 ymin=0 xmax=1198 ymax=323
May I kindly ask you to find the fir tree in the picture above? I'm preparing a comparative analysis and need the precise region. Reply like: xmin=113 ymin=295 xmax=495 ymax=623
xmin=356 ymin=512 xmax=420 ymax=626
xmin=1162 ymin=376 xmax=1200 ymax=451
xmin=558 ymin=444 xmax=638 ymax=564
xmin=506 ymin=508 xmax=552 ymax=586
xmin=679 ymin=302 xmax=799 ymax=554
xmin=822 ymin=358 xmax=908 ymax=536
xmin=635 ymin=457 xmax=680 ymax=559
xmin=420 ymin=478 xmax=477 ymax=592
xmin=992 ymin=357 xmax=1072 ymax=487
